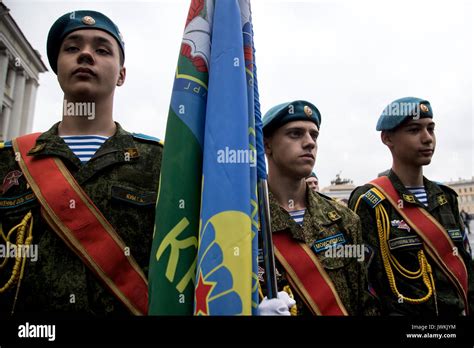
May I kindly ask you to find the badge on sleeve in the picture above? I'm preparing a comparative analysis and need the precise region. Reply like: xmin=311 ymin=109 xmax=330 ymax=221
xmin=391 ymin=219 xmax=411 ymax=232
xmin=1 ymin=170 xmax=23 ymax=194
xmin=402 ymin=194 xmax=416 ymax=203
xmin=327 ymin=211 xmax=340 ymax=221
xmin=437 ymin=195 xmax=448 ymax=206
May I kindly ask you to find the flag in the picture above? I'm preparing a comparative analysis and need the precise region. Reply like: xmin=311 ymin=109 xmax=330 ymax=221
xmin=149 ymin=0 xmax=261 ymax=315
xmin=194 ymin=0 xmax=259 ymax=315
xmin=148 ymin=0 xmax=213 ymax=315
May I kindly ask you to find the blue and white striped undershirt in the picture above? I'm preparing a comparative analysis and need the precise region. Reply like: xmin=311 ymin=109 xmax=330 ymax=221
xmin=61 ymin=135 xmax=109 ymax=163
xmin=289 ymin=209 xmax=305 ymax=226
xmin=407 ymin=186 xmax=428 ymax=206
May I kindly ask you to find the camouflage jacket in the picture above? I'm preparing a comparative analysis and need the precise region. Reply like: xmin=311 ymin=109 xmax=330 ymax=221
xmin=0 ymin=122 xmax=162 ymax=315
xmin=348 ymin=170 xmax=474 ymax=316
xmin=259 ymin=186 xmax=380 ymax=316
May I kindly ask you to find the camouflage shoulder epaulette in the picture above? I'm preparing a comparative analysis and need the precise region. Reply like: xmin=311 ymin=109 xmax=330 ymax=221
xmin=132 ymin=133 xmax=164 ymax=146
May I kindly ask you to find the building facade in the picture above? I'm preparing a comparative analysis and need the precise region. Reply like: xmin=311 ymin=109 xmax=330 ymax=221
xmin=444 ymin=177 xmax=474 ymax=216
xmin=320 ymin=173 xmax=356 ymax=203
xmin=0 ymin=2 xmax=47 ymax=141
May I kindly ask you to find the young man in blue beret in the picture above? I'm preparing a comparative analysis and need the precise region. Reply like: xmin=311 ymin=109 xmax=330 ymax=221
xmin=348 ymin=97 xmax=474 ymax=315
xmin=257 ymin=100 xmax=378 ymax=316
xmin=0 ymin=10 xmax=162 ymax=315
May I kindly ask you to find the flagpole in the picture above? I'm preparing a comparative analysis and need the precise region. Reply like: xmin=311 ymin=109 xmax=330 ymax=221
xmin=250 ymin=3 xmax=277 ymax=301
xmin=257 ymin=179 xmax=278 ymax=299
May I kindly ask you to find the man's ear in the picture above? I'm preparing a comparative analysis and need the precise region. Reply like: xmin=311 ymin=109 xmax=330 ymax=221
xmin=381 ymin=130 xmax=394 ymax=148
xmin=264 ymin=136 xmax=272 ymax=156
xmin=117 ymin=66 xmax=126 ymax=86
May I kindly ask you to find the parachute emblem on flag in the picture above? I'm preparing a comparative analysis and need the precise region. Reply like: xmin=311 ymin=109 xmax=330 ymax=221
xmin=194 ymin=210 xmax=252 ymax=315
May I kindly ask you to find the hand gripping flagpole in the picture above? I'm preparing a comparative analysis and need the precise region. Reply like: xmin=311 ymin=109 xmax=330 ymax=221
xmin=252 ymin=30 xmax=278 ymax=300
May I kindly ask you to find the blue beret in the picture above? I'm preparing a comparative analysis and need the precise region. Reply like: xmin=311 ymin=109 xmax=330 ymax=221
xmin=263 ymin=100 xmax=321 ymax=136
xmin=47 ymin=10 xmax=125 ymax=74
xmin=376 ymin=97 xmax=433 ymax=131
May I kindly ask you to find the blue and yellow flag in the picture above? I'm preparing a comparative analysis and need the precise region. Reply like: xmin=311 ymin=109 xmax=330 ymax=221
xmin=193 ymin=0 xmax=259 ymax=315
xmin=149 ymin=0 xmax=261 ymax=315
xmin=148 ymin=0 xmax=211 ymax=315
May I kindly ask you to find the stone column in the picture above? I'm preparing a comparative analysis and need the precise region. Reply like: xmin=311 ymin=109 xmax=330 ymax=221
xmin=2 ymin=66 xmax=16 ymax=140
xmin=7 ymin=68 xmax=26 ymax=138
xmin=6 ymin=65 xmax=16 ymax=98
xmin=20 ymin=77 xmax=38 ymax=134
xmin=1 ymin=105 xmax=11 ymax=140
xmin=0 ymin=49 xmax=9 ymax=109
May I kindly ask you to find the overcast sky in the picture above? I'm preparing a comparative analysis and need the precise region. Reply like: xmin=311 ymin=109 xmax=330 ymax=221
xmin=4 ymin=0 xmax=473 ymax=188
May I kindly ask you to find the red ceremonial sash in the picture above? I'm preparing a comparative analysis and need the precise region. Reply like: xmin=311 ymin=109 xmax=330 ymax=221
xmin=273 ymin=232 xmax=348 ymax=316
xmin=13 ymin=133 xmax=148 ymax=315
xmin=371 ymin=176 xmax=469 ymax=314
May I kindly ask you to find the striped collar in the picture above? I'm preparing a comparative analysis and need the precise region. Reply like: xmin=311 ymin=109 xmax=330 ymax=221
xmin=61 ymin=135 xmax=109 ymax=163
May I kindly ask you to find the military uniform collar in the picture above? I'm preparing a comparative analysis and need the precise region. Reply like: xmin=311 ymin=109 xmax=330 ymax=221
xmin=28 ymin=122 xmax=135 ymax=155
xmin=26 ymin=122 xmax=140 ymax=183
xmin=423 ymin=176 xmax=448 ymax=211
xmin=268 ymin=185 xmax=341 ymax=245
xmin=28 ymin=122 xmax=81 ymax=167
xmin=387 ymin=169 xmax=446 ymax=210
xmin=93 ymin=122 xmax=137 ymax=158
xmin=307 ymin=188 xmax=342 ymax=225
xmin=268 ymin=190 xmax=297 ymax=234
